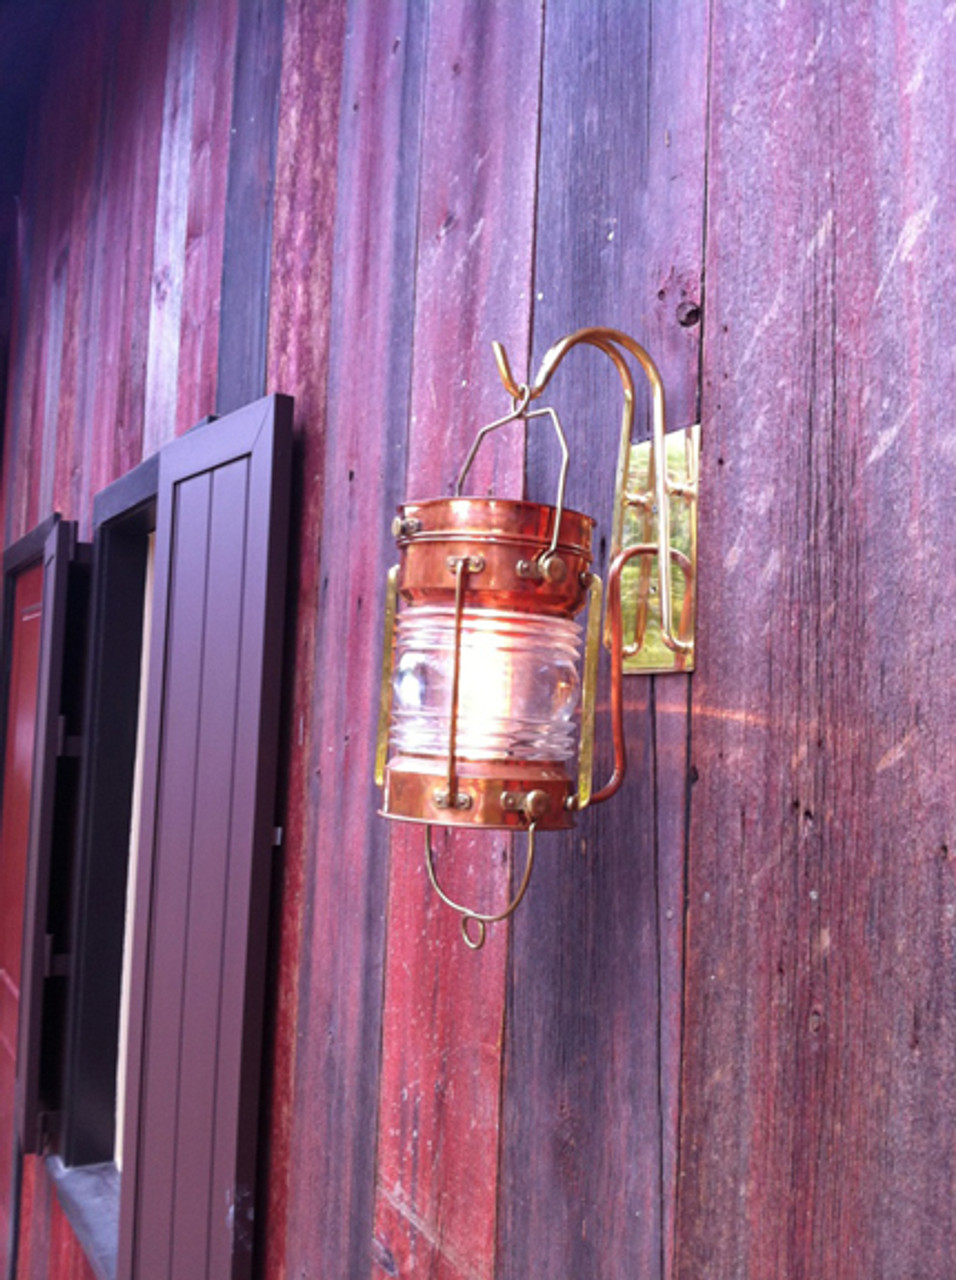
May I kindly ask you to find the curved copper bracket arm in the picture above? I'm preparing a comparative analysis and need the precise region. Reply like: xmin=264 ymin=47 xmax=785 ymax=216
xmin=425 ymin=822 xmax=538 ymax=950
xmin=491 ymin=326 xmax=693 ymax=659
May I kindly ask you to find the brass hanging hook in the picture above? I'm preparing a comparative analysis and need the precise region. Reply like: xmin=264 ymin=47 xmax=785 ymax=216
xmin=492 ymin=327 xmax=692 ymax=658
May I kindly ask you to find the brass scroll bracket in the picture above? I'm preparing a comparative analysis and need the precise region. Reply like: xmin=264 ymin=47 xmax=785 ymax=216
xmin=491 ymin=327 xmax=699 ymax=675
xmin=616 ymin=422 xmax=699 ymax=673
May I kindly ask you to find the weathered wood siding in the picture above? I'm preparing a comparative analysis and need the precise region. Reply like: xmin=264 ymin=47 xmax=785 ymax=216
xmin=2 ymin=1 xmax=332 ymax=1276
xmin=675 ymin=8 xmax=956 ymax=1279
xmin=2 ymin=1 xmax=955 ymax=1277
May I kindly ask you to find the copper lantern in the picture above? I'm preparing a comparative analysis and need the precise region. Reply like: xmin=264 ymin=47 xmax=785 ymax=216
xmin=376 ymin=327 xmax=699 ymax=947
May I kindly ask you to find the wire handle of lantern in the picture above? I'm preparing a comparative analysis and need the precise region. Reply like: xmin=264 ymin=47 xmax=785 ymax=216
xmin=455 ymin=386 xmax=571 ymax=574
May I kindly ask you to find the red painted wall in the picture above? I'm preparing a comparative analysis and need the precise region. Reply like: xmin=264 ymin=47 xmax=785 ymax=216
xmin=2 ymin=1 xmax=956 ymax=1278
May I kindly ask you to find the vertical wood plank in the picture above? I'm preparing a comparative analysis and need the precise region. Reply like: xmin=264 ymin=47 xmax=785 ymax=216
xmin=639 ymin=11 xmax=709 ymax=1274
xmin=1 ymin=178 xmax=30 ymax=545
xmin=215 ymin=0 xmax=284 ymax=415
xmin=0 ymin=194 xmax=17 ymax=549
xmin=371 ymin=3 xmax=543 ymax=1277
xmin=499 ymin=3 xmax=707 ymax=1277
xmin=37 ymin=254 xmax=68 ymax=521
xmin=45 ymin=0 xmax=114 ymax=537
xmin=18 ymin=98 xmax=65 ymax=536
xmin=142 ymin=0 xmax=199 ymax=457
xmin=108 ymin=0 xmax=172 ymax=482
xmin=5 ymin=116 xmax=51 ymax=541
xmin=78 ymin=2 xmax=128 ymax=511
xmin=261 ymin=1 xmax=346 ymax=1276
xmin=175 ymin=0 xmax=239 ymax=435
xmin=280 ymin=2 xmax=425 ymax=1276
xmin=676 ymin=5 xmax=956 ymax=1278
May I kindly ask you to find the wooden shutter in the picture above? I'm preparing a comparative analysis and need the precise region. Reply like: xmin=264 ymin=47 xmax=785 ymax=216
xmin=14 ymin=517 xmax=89 ymax=1155
xmin=117 ymin=394 xmax=292 ymax=1280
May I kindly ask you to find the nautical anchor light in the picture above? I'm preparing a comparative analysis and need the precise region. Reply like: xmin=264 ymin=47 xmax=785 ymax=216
xmin=376 ymin=327 xmax=699 ymax=947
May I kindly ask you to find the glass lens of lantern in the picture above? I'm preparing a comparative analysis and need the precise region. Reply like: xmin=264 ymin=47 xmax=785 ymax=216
xmin=390 ymin=604 xmax=582 ymax=762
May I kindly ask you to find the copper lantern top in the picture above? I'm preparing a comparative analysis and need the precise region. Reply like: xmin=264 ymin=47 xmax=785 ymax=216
xmin=392 ymin=496 xmax=594 ymax=616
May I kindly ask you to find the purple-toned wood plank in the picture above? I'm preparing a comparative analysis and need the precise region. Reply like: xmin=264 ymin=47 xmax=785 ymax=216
xmin=639 ymin=9 xmax=709 ymax=1273
xmin=142 ymin=0 xmax=199 ymax=457
xmin=371 ymin=3 xmax=543 ymax=1277
xmin=175 ymin=0 xmax=237 ymax=435
xmin=500 ymin=3 xmax=707 ymax=1277
xmin=260 ymin=2 xmax=346 ymax=1277
xmin=38 ymin=248 xmax=67 ymax=522
xmin=278 ymin=3 xmax=424 ymax=1276
xmin=57 ymin=0 xmax=112 ymax=537
xmin=110 ymin=0 xmax=172 ymax=480
xmin=14 ymin=92 xmax=61 ymax=537
xmin=6 ymin=113 xmax=51 ymax=540
xmin=676 ymin=5 xmax=956 ymax=1278
xmin=214 ymin=0 xmax=284 ymax=416
xmin=82 ymin=0 xmax=147 ymax=515
xmin=1 ymin=184 xmax=29 ymax=546
xmin=401 ymin=0 xmax=539 ymax=504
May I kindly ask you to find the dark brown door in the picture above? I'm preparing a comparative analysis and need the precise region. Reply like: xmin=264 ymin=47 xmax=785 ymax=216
xmin=0 ymin=562 xmax=43 ymax=1276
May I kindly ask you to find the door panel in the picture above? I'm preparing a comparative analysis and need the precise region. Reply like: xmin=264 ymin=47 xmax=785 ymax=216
xmin=0 ymin=563 xmax=43 ymax=1275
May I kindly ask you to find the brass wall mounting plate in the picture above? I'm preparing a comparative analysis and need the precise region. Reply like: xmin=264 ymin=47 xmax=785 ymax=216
xmin=611 ymin=422 xmax=699 ymax=675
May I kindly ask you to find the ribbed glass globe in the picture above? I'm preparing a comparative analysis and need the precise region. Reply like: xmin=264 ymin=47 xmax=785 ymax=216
xmin=390 ymin=604 xmax=582 ymax=762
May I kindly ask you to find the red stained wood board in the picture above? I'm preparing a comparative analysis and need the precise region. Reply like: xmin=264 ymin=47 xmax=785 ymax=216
xmin=676 ymin=6 xmax=956 ymax=1278
xmin=371 ymin=3 xmax=543 ymax=1277
xmin=107 ymin=0 xmax=173 ymax=484
xmin=279 ymin=3 xmax=426 ymax=1277
xmin=497 ymin=4 xmax=707 ymax=1277
xmin=174 ymin=0 xmax=238 ymax=436
xmin=262 ymin=2 xmax=346 ymax=1277
xmin=141 ymin=0 xmax=199 ymax=457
